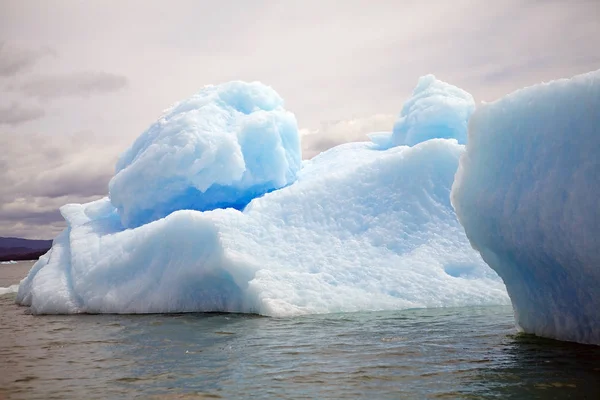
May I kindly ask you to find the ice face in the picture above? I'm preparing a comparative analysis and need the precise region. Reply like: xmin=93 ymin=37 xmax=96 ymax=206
xmin=16 ymin=77 xmax=509 ymax=316
xmin=451 ymin=69 xmax=600 ymax=345
xmin=109 ymin=81 xmax=301 ymax=228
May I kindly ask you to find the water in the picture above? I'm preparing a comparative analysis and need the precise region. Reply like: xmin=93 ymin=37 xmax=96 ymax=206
xmin=1 ymin=262 xmax=599 ymax=399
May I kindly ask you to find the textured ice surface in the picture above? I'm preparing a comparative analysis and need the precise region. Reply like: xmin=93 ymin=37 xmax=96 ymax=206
xmin=452 ymin=70 xmax=600 ymax=345
xmin=110 ymin=81 xmax=301 ymax=228
xmin=16 ymin=77 xmax=508 ymax=316
xmin=370 ymin=75 xmax=474 ymax=149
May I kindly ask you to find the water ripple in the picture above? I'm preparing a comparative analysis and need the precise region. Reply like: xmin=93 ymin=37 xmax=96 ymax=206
xmin=1 ymin=263 xmax=599 ymax=399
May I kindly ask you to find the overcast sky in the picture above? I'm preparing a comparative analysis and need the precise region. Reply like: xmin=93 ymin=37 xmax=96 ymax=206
xmin=1 ymin=0 xmax=599 ymax=239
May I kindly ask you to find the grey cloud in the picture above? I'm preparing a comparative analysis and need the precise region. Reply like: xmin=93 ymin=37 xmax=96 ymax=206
xmin=0 ymin=41 xmax=55 ymax=77
xmin=0 ymin=130 xmax=125 ymax=238
xmin=20 ymin=72 xmax=128 ymax=99
xmin=0 ymin=131 xmax=120 ymax=202
xmin=0 ymin=102 xmax=45 ymax=125
xmin=0 ymin=220 xmax=64 ymax=240
xmin=0 ymin=196 xmax=84 ymax=239
xmin=0 ymin=192 xmax=105 ymax=240
xmin=26 ymin=168 xmax=114 ymax=199
xmin=302 ymin=114 xmax=395 ymax=159
xmin=0 ymin=207 xmax=63 ymax=224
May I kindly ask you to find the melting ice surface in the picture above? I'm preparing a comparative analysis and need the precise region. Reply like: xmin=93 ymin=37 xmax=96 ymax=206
xmin=452 ymin=70 xmax=600 ymax=345
xmin=16 ymin=78 xmax=509 ymax=316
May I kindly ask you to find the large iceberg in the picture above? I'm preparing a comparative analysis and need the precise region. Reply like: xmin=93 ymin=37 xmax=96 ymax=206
xmin=16 ymin=77 xmax=509 ymax=316
xmin=452 ymin=70 xmax=600 ymax=345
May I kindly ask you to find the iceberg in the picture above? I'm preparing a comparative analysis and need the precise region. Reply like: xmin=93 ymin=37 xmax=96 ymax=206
xmin=452 ymin=70 xmax=600 ymax=345
xmin=16 ymin=77 xmax=509 ymax=316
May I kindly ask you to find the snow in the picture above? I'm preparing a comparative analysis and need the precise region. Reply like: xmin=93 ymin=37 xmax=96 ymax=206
xmin=16 ymin=77 xmax=509 ymax=316
xmin=1 ymin=261 xmax=18 ymax=265
xmin=451 ymin=69 xmax=600 ymax=345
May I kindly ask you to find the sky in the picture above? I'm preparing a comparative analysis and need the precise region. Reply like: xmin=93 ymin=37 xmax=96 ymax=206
xmin=1 ymin=0 xmax=599 ymax=239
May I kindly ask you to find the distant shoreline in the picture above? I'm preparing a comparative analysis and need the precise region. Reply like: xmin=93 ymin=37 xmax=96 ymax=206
xmin=0 ymin=237 xmax=51 ymax=263
xmin=0 ymin=251 xmax=47 ymax=262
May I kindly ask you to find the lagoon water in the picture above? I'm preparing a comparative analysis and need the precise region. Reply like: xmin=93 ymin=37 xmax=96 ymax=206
xmin=1 ymin=261 xmax=599 ymax=399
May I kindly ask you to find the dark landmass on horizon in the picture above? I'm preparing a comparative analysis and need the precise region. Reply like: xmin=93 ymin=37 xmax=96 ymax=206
xmin=0 ymin=237 xmax=52 ymax=262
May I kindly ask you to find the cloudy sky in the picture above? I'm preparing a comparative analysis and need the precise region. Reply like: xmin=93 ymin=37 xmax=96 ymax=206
xmin=1 ymin=0 xmax=599 ymax=239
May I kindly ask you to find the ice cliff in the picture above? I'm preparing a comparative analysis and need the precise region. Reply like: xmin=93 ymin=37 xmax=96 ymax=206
xmin=452 ymin=70 xmax=600 ymax=345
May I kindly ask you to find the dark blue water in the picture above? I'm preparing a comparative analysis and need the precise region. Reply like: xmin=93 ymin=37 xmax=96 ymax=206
xmin=1 ymin=263 xmax=599 ymax=399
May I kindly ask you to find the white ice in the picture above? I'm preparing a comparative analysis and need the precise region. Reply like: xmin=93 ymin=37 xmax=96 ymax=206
xmin=0 ymin=284 xmax=19 ymax=296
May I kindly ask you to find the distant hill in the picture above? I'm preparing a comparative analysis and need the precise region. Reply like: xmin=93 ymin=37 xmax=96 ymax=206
xmin=0 ymin=237 xmax=52 ymax=262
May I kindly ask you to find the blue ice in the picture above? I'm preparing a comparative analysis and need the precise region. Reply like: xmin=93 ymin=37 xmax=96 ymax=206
xmin=110 ymin=81 xmax=301 ymax=228
xmin=369 ymin=75 xmax=474 ymax=149
xmin=452 ymin=69 xmax=600 ymax=345
xmin=16 ymin=77 xmax=508 ymax=316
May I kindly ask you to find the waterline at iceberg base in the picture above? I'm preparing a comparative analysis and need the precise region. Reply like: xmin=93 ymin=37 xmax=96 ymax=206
xmin=452 ymin=70 xmax=600 ymax=345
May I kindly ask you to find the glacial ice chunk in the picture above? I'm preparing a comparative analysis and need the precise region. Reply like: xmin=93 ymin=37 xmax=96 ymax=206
xmin=16 ymin=77 xmax=509 ymax=316
xmin=109 ymin=81 xmax=301 ymax=228
xmin=451 ymin=69 xmax=600 ymax=345
xmin=370 ymin=75 xmax=475 ymax=148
